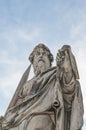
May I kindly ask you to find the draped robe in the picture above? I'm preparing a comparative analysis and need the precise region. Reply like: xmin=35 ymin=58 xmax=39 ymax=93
xmin=2 ymin=67 xmax=83 ymax=130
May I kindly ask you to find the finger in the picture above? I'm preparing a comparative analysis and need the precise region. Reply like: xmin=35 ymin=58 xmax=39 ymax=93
xmin=57 ymin=53 xmax=61 ymax=58
xmin=56 ymin=57 xmax=61 ymax=62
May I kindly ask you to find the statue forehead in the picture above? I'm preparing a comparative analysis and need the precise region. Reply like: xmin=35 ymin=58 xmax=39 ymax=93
xmin=34 ymin=47 xmax=46 ymax=53
xmin=33 ymin=44 xmax=50 ymax=53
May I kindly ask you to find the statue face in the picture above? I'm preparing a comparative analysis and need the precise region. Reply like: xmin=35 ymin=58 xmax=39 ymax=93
xmin=33 ymin=48 xmax=51 ymax=75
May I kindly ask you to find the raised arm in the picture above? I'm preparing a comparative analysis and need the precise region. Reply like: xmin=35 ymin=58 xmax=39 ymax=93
xmin=56 ymin=45 xmax=79 ymax=84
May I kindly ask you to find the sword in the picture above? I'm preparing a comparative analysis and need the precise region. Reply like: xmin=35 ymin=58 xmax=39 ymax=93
xmin=5 ymin=64 xmax=31 ymax=114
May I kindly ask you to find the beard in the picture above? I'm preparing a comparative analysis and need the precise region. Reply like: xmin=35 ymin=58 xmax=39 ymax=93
xmin=34 ymin=60 xmax=48 ymax=76
xmin=33 ymin=56 xmax=51 ymax=76
xmin=36 ymin=61 xmax=46 ymax=75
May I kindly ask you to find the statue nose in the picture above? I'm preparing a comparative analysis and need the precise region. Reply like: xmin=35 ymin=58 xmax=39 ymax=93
xmin=39 ymin=53 xmax=43 ymax=58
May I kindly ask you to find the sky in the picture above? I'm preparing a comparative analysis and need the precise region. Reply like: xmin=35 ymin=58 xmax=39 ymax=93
xmin=0 ymin=0 xmax=86 ymax=129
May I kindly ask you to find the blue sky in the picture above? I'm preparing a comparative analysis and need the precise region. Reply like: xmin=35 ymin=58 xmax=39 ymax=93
xmin=0 ymin=0 xmax=86 ymax=129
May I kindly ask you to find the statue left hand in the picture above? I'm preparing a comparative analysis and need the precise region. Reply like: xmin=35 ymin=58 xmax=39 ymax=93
xmin=56 ymin=49 xmax=65 ymax=67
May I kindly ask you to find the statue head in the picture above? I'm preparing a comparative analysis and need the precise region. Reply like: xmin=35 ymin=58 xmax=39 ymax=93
xmin=29 ymin=43 xmax=53 ymax=75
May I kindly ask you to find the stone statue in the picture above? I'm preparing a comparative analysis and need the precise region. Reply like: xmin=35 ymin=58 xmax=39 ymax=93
xmin=0 ymin=44 xmax=84 ymax=130
xmin=56 ymin=45 xmax=84 ymax=130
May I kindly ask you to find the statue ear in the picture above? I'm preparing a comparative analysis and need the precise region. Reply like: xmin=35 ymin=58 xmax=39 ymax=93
xmin=68 ymin=49 xmax=79 ymax=79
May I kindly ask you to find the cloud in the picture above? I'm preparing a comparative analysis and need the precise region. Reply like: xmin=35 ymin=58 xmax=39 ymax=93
xmin=0 ymin=26 xmax=41 ymax=45
xmin=70 ymin=25 xmax=82 ymax=39
xmin=0 ymin=71 xmax=21 ymax=97
xmin=0 ymin=56 xmax=25 ymax=115
xmin=17 ymin=28 xmax=40 ymax=42
xmin=0 ymin=72 xmax=22 ymax=115
xmin=0 ymin=49 xmax=25 ymax=96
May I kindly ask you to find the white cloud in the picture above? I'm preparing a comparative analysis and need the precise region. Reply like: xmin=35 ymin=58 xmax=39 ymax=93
xmin=0 ymin=59 xmax=25 ymax=115
xmin=0 ymin=49 xmax=26 ymax=98
xmin=17 ymin=28 xmax=40 ymax=42
xmin=0 ymin=26 xmax=41 ymax=46
xmin=70 ymin=25 xmax=82 ymax=39
xmin=0 ymin=71 xmax=22 ymax=95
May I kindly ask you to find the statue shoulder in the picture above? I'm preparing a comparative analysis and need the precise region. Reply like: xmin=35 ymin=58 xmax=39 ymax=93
xmin=22 ymin=77 xmax=35 ymax=97
xmin=15 ymin=77 xmax=35 ymax=106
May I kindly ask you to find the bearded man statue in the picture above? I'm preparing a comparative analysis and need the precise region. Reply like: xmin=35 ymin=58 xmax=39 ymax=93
xmin=0 ymin=44 xmax=84 ymax=130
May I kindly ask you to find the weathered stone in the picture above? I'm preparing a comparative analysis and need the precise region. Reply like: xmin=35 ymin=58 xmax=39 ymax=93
xmin=1 ymin=44 xmax=84 ymax=130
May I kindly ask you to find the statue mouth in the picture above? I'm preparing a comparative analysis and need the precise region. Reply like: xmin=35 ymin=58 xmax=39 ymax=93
xmin=38 ymin=59 xmax=45 ymax=63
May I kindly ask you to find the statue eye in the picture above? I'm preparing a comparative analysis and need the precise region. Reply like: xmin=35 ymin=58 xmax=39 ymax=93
xmin=35 ymin=52 xmax=40 ymax=56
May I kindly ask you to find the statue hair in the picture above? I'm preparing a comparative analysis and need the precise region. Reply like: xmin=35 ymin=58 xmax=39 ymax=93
xmin=29 ymin=43 xmax=54 ymax=66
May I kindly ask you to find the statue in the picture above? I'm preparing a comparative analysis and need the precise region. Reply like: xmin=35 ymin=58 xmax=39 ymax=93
xmin=56 ymin=45 xmax=84 ymax=130
xmin=0 ymin=44 xmax=84 ymax=130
